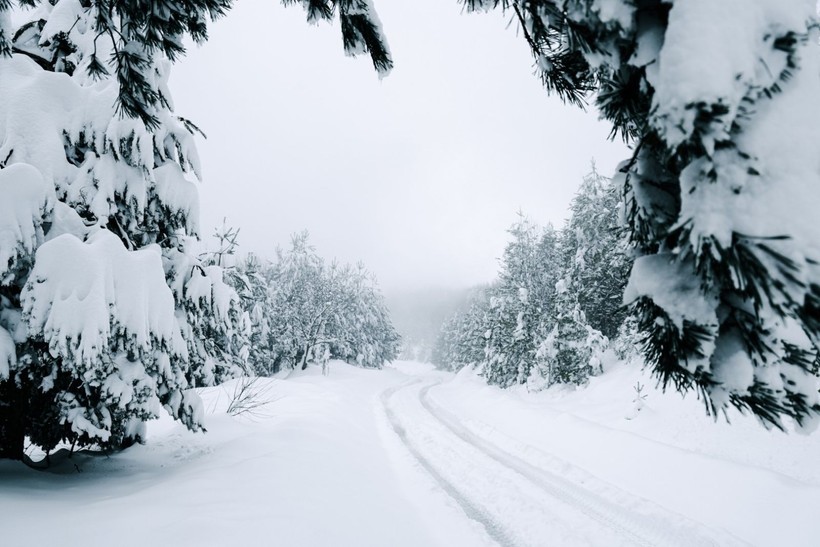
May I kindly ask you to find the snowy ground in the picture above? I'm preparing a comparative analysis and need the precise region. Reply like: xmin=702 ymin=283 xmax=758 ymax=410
xmin=1 ymin=360 xmax=818 ymax=546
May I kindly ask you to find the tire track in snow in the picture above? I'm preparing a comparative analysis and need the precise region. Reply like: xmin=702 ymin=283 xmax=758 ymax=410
xmin=385 ymin=380 xmax=646 ymax=546
xmin=381 ymin=381 xmax=517 ymax=547
xmin=419 ymin=383 xmax=745 ymax=547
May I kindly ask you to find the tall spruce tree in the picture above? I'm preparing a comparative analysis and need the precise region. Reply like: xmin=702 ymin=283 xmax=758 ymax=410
xmin=464 ymin=0 xmax=820 ymax=428
xmin=560 ymin=165 xmax=631 ymax=339
xmin=483 ymin=216 xmax=541 ymax=387
xmin=482 ymin=216 xmax=563 ymax=387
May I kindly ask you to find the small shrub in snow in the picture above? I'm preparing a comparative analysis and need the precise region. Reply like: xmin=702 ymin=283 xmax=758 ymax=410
xmin=625 ymin=382 xmax=648 ymax=421
xmin=226 ymin=377 xmax=275 ymax=420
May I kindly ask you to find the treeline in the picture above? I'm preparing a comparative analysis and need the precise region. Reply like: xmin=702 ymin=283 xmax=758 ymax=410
xmin=432 ymin=167 xmax=636 ymax=389
xmin=222 ymin=231 xmax=400 ymax=375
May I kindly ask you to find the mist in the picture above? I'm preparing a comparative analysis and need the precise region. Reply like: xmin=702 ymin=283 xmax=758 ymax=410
xmin=171 ymin=0 xmax=628 ymax=294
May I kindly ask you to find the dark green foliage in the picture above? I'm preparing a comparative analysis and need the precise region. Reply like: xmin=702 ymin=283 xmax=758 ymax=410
xmin=3 ymin=0 xmax=392 ymax=126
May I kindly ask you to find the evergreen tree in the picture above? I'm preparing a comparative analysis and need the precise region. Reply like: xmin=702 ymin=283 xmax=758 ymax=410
xmin=560 ymin=165 xmax=631 ymax=339
xmin=465 ymin=0 xmax=820 ymax=428
xmin=531 ymin=282 xmax=607 ymax=389
xmin=483 ymin=216 xmax=542 ymax=387
xmin=0 ymin=1 xmax=250 ymax=460
xmin=480 ymin=217 xmax=562 ymax=387
xmin=432 ymin=288 xmax=491 ymax=372
xmin=266 ymin=232 xmax=328 ymax=371
xmin=434 ymin=171 xmax=630 ymax=391
xmin=331 ymin=262 xmax=401 ymax=369
xmin=231 ymin=253 xmax=276 ymax=374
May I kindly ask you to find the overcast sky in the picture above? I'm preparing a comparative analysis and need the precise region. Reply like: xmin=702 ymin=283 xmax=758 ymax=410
xmin=171 ymin=0 xmax=629 ymax=292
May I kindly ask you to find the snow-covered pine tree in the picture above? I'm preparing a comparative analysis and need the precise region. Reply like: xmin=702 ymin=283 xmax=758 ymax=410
xmin=266 ymin=232 xmax=328 ymax=371
xmin=560 ymin=165 xmax=631 ymax=339
xmin=483 ymin=217 xmax=538 ymax=387
xmin=330 ymin=263 xmax=400 ymax=369
xmin=196 ymin=221 xmax=254 ymax=383
xmin=0 ymin=0 xmax=392 ymax=460
xmin=483 ymin=216 xmax=561 ymax=387
xmin=432 ymin=288 xmax=491 ymax=372
xmin=0 ymin=1 xmax=249 ymax=460
xmin=532 ymin=281 xmax=606 ymax=389
xmin=465 ymin=0 xmax=820 ymax=428
xmin=230 ymin=253 xmax=275 ymax=375
xmin=431 ymin=313 xmax=460 ymax=371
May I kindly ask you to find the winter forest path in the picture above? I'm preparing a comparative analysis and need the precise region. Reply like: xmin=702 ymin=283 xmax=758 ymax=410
xmin=1 ymin=361 xmax=817 ymax=546
xmin=380 ymin=377 xmax=746 ymax=547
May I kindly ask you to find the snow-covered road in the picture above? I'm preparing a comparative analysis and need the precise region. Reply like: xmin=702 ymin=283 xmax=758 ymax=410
xmin=381 ymin=379 xmax=743 ymax=547
xmin=1 ymin=360 xmax=818 ymax=546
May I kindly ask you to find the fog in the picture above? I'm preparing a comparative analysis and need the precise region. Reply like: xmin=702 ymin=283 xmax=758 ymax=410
xmin=171 ymin=0 xmax=628 ymax=294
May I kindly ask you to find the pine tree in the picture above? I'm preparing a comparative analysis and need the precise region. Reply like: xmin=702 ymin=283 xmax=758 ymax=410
xmin=329 ymin=263 xmax=400 ymax=369
xmin=432 ymin=288 xmax=491 ymax=372
xmin=231 ymin=253 xmax=276 ymax=374
xmin=560 ymin=165 xmax=631 ymax=339
xmin=483 ymin=216 xmax=539 ymax=387
xmin=482 ymin=216 xmax=562 ymax=387
xmin=266 ymin=232 xmax=327 ymax=371
xmin=0 ymin=1 xmax=245 ymax=459
xmin=532 ymin=282 xmax=606 ymax=389
xmin=464 ymin=0 xmax=820 ymax=428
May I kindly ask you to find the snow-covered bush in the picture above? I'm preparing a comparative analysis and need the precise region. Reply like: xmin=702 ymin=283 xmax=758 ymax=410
xmin=482 ymin=217 xmax=561 ymax=387
xmin=227 ymin=232 xmax=400 ymax=374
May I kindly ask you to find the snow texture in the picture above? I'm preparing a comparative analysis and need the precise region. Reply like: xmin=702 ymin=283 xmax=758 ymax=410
xmin=23 ymin=230 xmax=185 ymax=366
xmin=0 ymin=325 xmax=14 ymax=379
xmin=0 ymin=163 xmax=53 ymax=285
xmin=1 ymin=361 xmax=816 ymax=546
xmin=623 ymin=254 xmax=719 ymax=331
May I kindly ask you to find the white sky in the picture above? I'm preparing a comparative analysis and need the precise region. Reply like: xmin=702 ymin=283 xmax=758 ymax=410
xmin=171 ymin=0 xmax=629 ymax=292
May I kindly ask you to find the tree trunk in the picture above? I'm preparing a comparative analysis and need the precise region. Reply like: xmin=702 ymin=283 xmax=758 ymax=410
xmin=300 ymin=344 xmax=311 ymax=370
xmin=0 ymin=384 xmax=26 ymax=461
